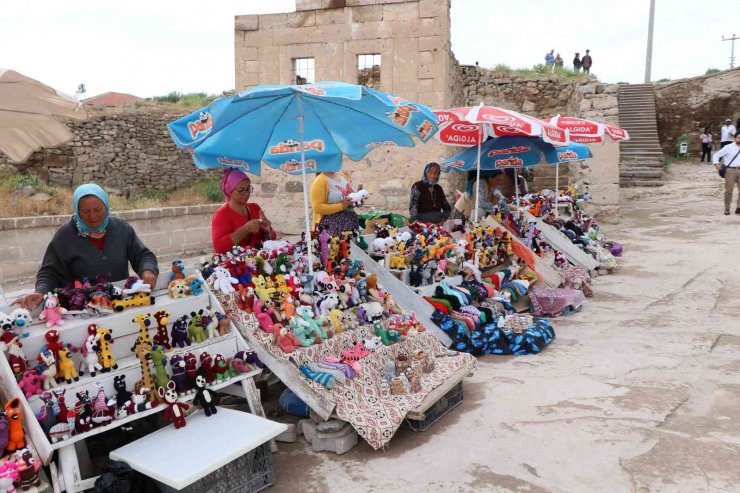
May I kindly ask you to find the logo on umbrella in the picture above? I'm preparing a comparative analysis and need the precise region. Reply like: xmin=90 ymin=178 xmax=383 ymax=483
xmin=488 ymin=146 xmax=530 ymax=156
xmin=269 ymin=139 xmax=325 ymax=155
xmin=217 ymin=157 xmax=248 ymax=167
xmin=495 ymin=157 xmax=524 ymax=168
xmin=557 ymin=150 xmax=579 ymax=161
xmin=417 ymin=120 xmax=435 ymax=139
xmin=188 ymin=112 xmax=213 ymax=139
xmin=446 ymin=160 xmax=466 ymax=168
xmin=280 ymin=159 xmax=316 ymax=172
xmin=297 ymin=86 xmax=326 ymax=96
xmin=365 ymin=141 xmax=398 ymax=148
xmin=386 ymin=105 xmax=417 ymax=126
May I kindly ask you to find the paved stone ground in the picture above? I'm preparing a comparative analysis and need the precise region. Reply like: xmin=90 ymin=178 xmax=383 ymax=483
xmin=270 ymin=161 xmax=740 ymax=493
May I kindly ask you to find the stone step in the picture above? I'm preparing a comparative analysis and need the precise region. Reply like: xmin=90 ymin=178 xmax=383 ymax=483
xmin=621 ymin=149 xmax=664 ymax=155
xmin=619 ymin=180 xmax=664 ymax=187
xmin=619 ymin=113 xmax=657 ymax=117
xmin=619 ymin=169 xmax=664 ymax=179
xmin=620 ymin=161 xmax=665 ymax=167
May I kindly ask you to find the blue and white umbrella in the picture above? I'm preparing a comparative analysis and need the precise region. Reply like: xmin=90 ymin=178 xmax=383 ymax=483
xmin=168 ymin=81 xmax=439 ymax=272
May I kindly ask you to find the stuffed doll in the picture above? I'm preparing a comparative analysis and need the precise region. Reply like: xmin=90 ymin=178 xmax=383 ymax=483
xmin=212 ymin=266 xmax=238 ymax=295
xmin=192 ymin=370 xmax=218 ymax=417
xmin=171 ymin=315 xmax=191 ymax=348
xmin=169 ymin=259 xmax=185 ymax=283
xmin=10 ymin=308 xmax=33 ymax=338
xmin=4 ymin=398 xmax=26 ymax=453
xmin=18 ymin=370 xmax=44 ymax=397
xmin=159 ymin=381 xmax=189 ymax=429
xmin=39 ymin=292 xmax=67 ymax=328
xmin=199 ymin=352 xmax=216 ymax=385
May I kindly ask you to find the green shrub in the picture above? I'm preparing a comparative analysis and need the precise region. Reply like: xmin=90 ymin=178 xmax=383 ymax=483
xmin=705 ymin=68 xmax=721 ymax=75
xmin=492 ymin=64 xmax=512 ymax=73
xmin=192 ymin=176 xmax=224 ymax=203
xmin=0 ymin=171 xmax=48 ymax=192
xmin=141 ymin=188 xmax=169 ymax=201
xmin=656 ymin=78 xmax=671 ymax=83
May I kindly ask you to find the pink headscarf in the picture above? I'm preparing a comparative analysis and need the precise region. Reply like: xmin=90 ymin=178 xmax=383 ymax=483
xmin=220 ymin=168 xmax=250 ymax=200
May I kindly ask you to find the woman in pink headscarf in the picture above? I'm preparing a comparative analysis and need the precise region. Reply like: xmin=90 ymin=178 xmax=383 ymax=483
xmin=211 ymin=169 xmax=276 ymax=254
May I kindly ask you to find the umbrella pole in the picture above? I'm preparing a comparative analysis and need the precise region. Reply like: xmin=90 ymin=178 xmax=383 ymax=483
xmin=555 ymin=163 xmax=560 ymax=218
xmin=473 ymin=136 xmax=481 ymax=223
xmin=514 ymin=169 xmax=520 ymax=220
xmin=296 ymin=94 xmax=314 ymax=277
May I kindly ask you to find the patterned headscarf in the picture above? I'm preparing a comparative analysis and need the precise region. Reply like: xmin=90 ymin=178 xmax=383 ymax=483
xmin=422 ymin=162 xmax=441 ymax=186
xmin=73 ymin=183 xmax=110 ymax=237
xmin=220 ymin=168 xmax=250 ymax=200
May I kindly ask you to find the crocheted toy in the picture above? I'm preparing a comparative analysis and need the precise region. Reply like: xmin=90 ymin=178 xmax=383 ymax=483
xmin=0 ymin=312 xmax=13 ymax=338
xmin=117 ymin=386 xmax=157 ymax=418
xmin=358 ymin=302 xmax=384 ymax=323
xmin=200 ymin=307 xmax=220 ymax=339
xmin=149 ymin=346 xmax=170 ymax=390
xmin=169 ymin=354 xmax=191 ymax=395
xmin=341 ymin=310 xmax=360 ymax=331
xmin=96 ymin=326 xmax=117 ymax=372
xmin=347 ymin=189 xmax=369 ymax=206
xmin=10 ymin=308 xmax=33 ymax=338
xmin=274 ymin=252 xmax=292 ymax=275
xmin=74 ymin=390 xmax=95 ymax=434
xmin=328 ymin=309 xmax=344 ymax=334
xmin=160 ymin=381 xmax=189 ymax=429
xmin=186 ymin=275 xmax=206 ymax=296
xmin=253 ymin=275 xmax=274 ymax=301
xmin=171 ymin=315 xmax=191 ymax=348
xmin=15 ymin=448 xmax=41 ymax=491
xmin=212 ymin=354 xmax=232 ymax=383
xmin=212 ymin=266 xmax=238 ymax=295
xmin=49 ymin=411 xmax=76 ymax=443
xmin=114 ymin=375 xmax=133 ymax=408
xmin=362 ymin=335 xmax=383 ymax=351
xmin=297 ymin=305 xmax=331 ymax=339
xmin=6 ymin=337 xmax=27 ymax=382
xmin=5 ymin=398 xmax=26 ymax=452
xmin=253 ymin=299 xmax=280 ymax=334
xmin=289 ymin=316 xmax=321 ymax=346
xmin=193 ymin=370 xmax=218 ymax=417
xmin=276 ymin=326 xmax=300 ymax=353
xmin=168 ymin=279 xmax=189 ymax=299
xmin=187 ymin=311 xmax=206 ymax=343
xmin=57 ymin=347 xmax=79 ymax=384
xmin=152 ymin=310 xmax=172 ymax=350
xmin=280 ymin=293 xmax=297 ymax=320
xmin=315 ymin=291 xmax=339 ymax=317
xmin=36 ymin=350 xmax=58 ymax=390
xmin=0 ymin=461 xmax=19 ymax=492
xmin=91 ymin=383 xmax=116 ymax=426
xmin=18 ymin=370 xmax=44 ymax=397
xmin=78 ymin=331 xmax=102 ymax=377
xmin=183 ymin=352 xmax=198 ymax=387
xmin=121 ymin=276 xmax=152 ymax=295
xmin=170 ymin=259 xmax=185 ymax=283
xmin=215 ymin=311 xmax=231 ymax=336
xmin=39 ymin=292 xmax=68 ymax=328
xmin=199 ymin=352 xmax=215 ymax=385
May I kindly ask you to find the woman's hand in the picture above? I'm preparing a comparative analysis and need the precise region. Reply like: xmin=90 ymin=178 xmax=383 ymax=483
xmin=141 ymin=270 xmax=158 ymax=289
xmin=242 ymin=219 xmax=262 ymax=234
xmin=13 ymin=293 xmax=44 ymax=311
xmin=341 ymin=198 xmax=353 ymax=210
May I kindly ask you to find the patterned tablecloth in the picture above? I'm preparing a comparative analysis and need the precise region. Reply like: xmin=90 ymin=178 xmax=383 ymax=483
xmin=215 ymin=290 xmax=476 ymax=449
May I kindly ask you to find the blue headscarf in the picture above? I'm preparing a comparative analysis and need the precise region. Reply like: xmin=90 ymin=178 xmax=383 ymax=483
xmin=465 ymin=169 xmax=502 ymax=195
xmin=73 ymin=183 xmax=110 ymax=237
xmin=421 ymin=162 xmax=440 ymax=186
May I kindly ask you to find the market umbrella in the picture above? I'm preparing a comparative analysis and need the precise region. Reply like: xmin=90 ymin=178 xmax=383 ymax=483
xmin=0 ymin=69 xmax=88 ymax=162
xmin=440 ymin=136 xmax=591 ymax=218
xmin=168 ymin=81 xmax=439 ymax=274
xmin=548 ymin=115 xmax=630 ymax=143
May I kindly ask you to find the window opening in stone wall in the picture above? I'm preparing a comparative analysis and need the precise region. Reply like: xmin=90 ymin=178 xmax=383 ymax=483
xmin=293 ymin=58 xmax=315 ymax=85
xmin=357 ymin=54 xmax=381 ymax=88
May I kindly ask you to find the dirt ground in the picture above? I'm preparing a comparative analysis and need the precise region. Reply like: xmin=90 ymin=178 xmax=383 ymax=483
xmin=270 ymin=161 xmax=740 ymax=493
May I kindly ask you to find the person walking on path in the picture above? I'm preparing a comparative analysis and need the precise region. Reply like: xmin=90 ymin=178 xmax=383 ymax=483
xmin=545 ymin=49 xmax=555 ymax=70
xmin=713 ymin=133 xmax=740 ymax=215
xmin=573 ymin=53 xmax=581 ymax=72
xmin=720 ymin=119 xmax=737 ymax=148
xmin=700 ymin=127 xmax=714 ymax=163
xmin=581 ymin=50 xmax=593 ymax=73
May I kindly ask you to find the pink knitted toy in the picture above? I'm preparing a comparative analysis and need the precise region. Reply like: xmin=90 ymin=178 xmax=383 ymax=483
xmin=39 ymin=292 xmax=67 ymax=328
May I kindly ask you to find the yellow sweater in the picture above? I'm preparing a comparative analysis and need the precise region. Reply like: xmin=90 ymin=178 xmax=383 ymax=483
xmin=309 ymin=172 xmax=351 ymax=226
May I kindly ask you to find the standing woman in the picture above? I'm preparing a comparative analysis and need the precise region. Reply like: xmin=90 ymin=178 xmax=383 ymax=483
xmin=13 ymin=183 xmax=159 ymax=310
xmin=409 ymin=162 xmax=451 ymax=224
xmin=700 ymin=127 xmax=713 ymax=164
xmin=211 ymin=168 xmax=276 ymax=254
xmin=309 ymin=172 xmax=359 ymax=235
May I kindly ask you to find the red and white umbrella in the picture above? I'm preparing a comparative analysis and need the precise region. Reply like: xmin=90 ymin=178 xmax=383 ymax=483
xmin=548 ymin=115 xmax=630 ymax=143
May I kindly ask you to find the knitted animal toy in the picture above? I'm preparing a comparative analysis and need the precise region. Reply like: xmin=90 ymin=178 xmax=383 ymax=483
xmin=199 ymin=352 xmax=215 ymax=384
xmin=57 ymin=347 xmax=79 ymax=383
xmin=168 ymin=279 xmax=189 ymax=299
xmin=169 ymin=259 xmax=185 ymax=283
xmin=297 ymin=306 xmax=331 ymax=340
xmin=253 ymin=275 xmax=274 ymax=301
xmin=276 ymin=326 xmax=300 ymax=353
xmin=18 ymin=370 xmax=44 ymax=397
xmin=0 ymin=411 xmax=8 ymax=452
xmin=49 ymin=411 xmax=77 ymax=443
xmin=15 ymin=448 xmax=41 ymax=491
xmin=171 ymin=315 xmax=191 ymax=348
xmin=200 ymin=307 xmax=220 ymax=339
xmin=280 ymin=293 xmax=297 ymax=321
xmin=215 ymin=311 xmax=230 ymax=336
xmin=79 ymin=332 xmax=102 ymax=377
xmin=96 ymin=326 xmax=117 ymax=372
xmin=348 ymin=189 xmax=369 ymax=206
xmin=91 ymin=383 xmax=116 ymax=426
xmin=39 ymin=292 xmax=67 ymax=328
xmin=0 ymin=461 xmax=19 ymax=493
xmin=131 ymin=314 xmax=154 ymax=352
xmin=373 ymin=320 xmax=400 ymax=346
xmin=160 ymin=381 xmax=189 ymax=429
xmin=341 ymin=310 xmax=360 ymax=331
xmin=274 ymin=253 xmax=292 ymax=275
xmin=253 ymin=299 xmax=280 ymax=334
xmin=183 ymin=352 xmax=198 ymax=387
xmin=192 ymin=370 xmax=218 ymax=417
xmin=328 ymin=309 xmax=344 ymax=334
xmin=186 ymin=275 xmax=205 ymax=296
xmin=169 ymin=354 xmax=191 ymax=395
xmin=0 ymin=312 xmax=13 ymax=338
xmin=211 ymin=354 xmax=231 ymax=383
xmin=7 ymin=338 xmax=28 ymax=382
xmin=121 ymin=276 xmax=152 ymax=295
xmin=36 ymin=350 xmax=58 ymax=390
xmin=113 ymin=375 xmax=132 ymax=408
xmin=149 ymin=346 xmax=170 ymax=390
xmin=10 ymin=308 xmax=33 ymax=338
xmin=5 ymin=398 xmax=26 ymax=452
xmin=289 ymin=316 xmax=320 ymax=347
xmin=212 ymin=266 xmax=238 ymax=295
xmin=117 ymin=387 xmax=157 ymax=418
xmin=315 ymin=291 xmax=339 ymax=317
xmin=152 ymin=310 xmax=172 ymax=350
xmin=74 ymin=391 xmax=94 ymax=434
xmin=187 ymin=311 xmax=207 ymax=343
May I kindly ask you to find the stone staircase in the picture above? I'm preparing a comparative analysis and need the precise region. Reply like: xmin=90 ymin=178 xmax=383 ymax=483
xmin=617 ymin=83 xmax=665 ymax=187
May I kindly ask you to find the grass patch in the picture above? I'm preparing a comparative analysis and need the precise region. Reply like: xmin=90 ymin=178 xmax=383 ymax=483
xmin=483 ymin=64 xmax=590 ymax=80
xmin=146 ymin=91 xmax=217 ymax=111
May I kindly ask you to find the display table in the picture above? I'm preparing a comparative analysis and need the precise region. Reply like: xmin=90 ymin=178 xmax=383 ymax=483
xmin=110 ymin=408 xmax=287 ymax=492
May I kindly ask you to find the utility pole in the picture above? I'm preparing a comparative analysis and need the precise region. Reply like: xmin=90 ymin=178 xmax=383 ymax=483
xmin=722 ymin=34 xmax=738 ymax=69
xmin=644 ymin=0 xmax=656 ymax=83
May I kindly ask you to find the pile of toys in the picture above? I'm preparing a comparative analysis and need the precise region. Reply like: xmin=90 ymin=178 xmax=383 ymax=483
xmin=0 ymin=398 xmax=43 ymax=490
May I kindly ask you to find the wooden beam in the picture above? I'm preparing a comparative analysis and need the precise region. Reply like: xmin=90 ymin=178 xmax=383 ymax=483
xmin=522 ymin=211 xmax=600 ymax=272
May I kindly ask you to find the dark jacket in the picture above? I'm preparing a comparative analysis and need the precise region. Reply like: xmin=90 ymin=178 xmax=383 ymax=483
xmin=409 ymin=181 xmax=452 ymax=222
xmin=35 ymin=217 xmax=159 ymax=294
xmin=581 ymin=55 xmax=592 ymax=68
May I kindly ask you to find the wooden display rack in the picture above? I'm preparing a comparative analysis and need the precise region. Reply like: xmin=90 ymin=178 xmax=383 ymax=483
xmin=0 ymin=271 xmax=265 ymax=492
xmin=521 ymin=211 xmax=601 ymax=274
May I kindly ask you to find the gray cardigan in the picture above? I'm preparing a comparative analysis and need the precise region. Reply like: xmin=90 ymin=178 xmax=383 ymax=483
xmin=35 ymin=217 xmax=159 ymax=294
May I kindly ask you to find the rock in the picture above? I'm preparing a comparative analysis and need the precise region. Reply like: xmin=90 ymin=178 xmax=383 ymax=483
xmin=604 ymin=85 xmax=617 ymax=94
xmin=316 ymin=419 xmax=348 ymax=433
xmin=522 ymin=100 xmax=536 ymax=112
xmin=28 ymin=192 xmax=52 ymax=203
xmin=595 ymin=84 xmax=606 ymax=94
xmin=577 ymin=84 xmax=597 ymax=94
xmin=579 ymin=99 xmax=593 ymax=111
xmin=14 ymin=185 xmax=37 ymax=199
xmin=592 ymin=96 xmax=618 ymax=110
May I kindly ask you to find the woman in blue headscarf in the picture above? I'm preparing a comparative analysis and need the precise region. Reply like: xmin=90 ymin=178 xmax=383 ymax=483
xmin=14 ymin=183 xmax=159 ymax=310
xmin=408 ymin=162 xmax=452 ymax=224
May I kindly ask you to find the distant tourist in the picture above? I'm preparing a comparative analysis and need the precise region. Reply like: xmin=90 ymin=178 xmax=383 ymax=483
xmin=554 ymin=53 xmax=564 ymax=68
xmin=713 ymin=133 xmax=740 ymax=215
xmin=545 ymin=49 xmax=555 ymax=67
xmin=573 ymin=53 xmax=581 ymax=72
xmin=720 ymin=118 xmax=737 ymax=148
xmin=581 ymin=50 xmax=593 ymax=73
xmin=700 ymin=127 xmax=714 ymax=163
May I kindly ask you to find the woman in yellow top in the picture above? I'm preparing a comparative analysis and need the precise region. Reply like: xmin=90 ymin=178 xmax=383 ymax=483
xmin=309 ymin=171 xmax=359 ymax=235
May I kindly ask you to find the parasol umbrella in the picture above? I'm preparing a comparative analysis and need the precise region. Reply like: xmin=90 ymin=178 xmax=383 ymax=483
xmin=0 ymin=69 xmax=88 ymax=162
xmin=168 ymin=81 xmax=438 ymax=274
xmin=440 ymin=136 xmax=592 ymax=218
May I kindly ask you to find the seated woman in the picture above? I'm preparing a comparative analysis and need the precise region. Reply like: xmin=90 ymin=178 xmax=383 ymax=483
xmin=14 ymin=183 xmax=159 ymax=310
xmin=211 ymin=168 xmax=276 ymax=255
xmin=409 ymin=162 xmax=451 ymax=224
xmin=310 ymin=171 xmax=359 ymax=236
xmin=453 ymin=170 xmax=505 ymax=221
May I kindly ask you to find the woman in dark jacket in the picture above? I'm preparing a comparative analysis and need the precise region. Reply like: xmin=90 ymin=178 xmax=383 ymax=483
xmin=409 ymin=162 xmax=452 ymax=224
xmin=14 ymin=183 xmax=159 ymax=310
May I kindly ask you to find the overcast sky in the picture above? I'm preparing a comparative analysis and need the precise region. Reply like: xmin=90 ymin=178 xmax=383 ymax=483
xmin=1 ymin=0 xmax=734 ymax=99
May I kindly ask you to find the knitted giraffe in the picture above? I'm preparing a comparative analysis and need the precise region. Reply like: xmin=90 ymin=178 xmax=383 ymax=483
xmin=133 ymin=343 xmax=158 ymax=403
xmin=152 ymin=310 xmax=171 ymax=350
xmin=131 ymin=313 xmax=154 ymax=352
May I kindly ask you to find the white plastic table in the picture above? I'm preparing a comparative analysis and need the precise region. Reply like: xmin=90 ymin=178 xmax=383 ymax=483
xmin=110 ymin=408 xmax=287 ymax=491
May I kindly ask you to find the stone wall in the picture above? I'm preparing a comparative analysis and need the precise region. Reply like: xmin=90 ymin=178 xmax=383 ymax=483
xmin=655 ymin=67 xmax=740 ymax=155
xmin=0 ymin=108 xmax=204 ymax=197
xmin=0 ymin=205 xmax=219 ymax=282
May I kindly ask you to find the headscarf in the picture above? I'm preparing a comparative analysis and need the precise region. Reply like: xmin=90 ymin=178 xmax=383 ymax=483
xmin=421 ymin=162 xmax=440 ymax=186
xmin=220 ymin=168 xmax=250 ymax=200
xmin=465 ymin=169 xmax=502 ymax=195
xmin=73 ymin=183 xmax=110 ymax=237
